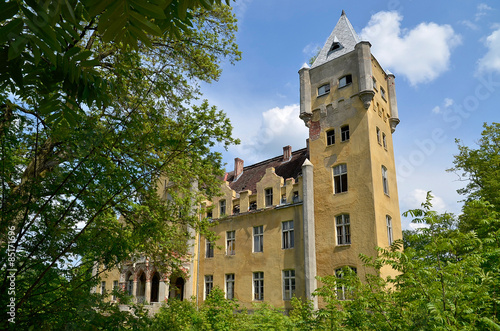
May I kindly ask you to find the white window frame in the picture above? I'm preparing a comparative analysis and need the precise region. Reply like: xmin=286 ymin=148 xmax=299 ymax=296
xmin=205 ymin=275 xmax=213 ymax=299
xmin=339 ymin=74 xmax=352 ymax=88
xmin=387 ymin=215 xmax=393 ymax=245
xmin=336 ymin=214 xmax=351 ymax=245
xmin=253 ymin=226 xmax=263 ymax=253
xmin=283 ymin=270 xmax=296 ymax=300
xmin=382 ymin=165 xmax=389 ymax=195
xmin=226 ymin=230 xmax=235 ymax=255
xmin=333 ymin=164 xmax=348 ymax=194
xmin=226 ymin=274 xmax=235 ymax=300
xmin=282 ymin=220 xmax=294 ymax=249
xmin=253 ymin=272 xmax=264 ymax=301
xmin=335 ymin=267 xmax=357 ymax=300
xmin=327 ymin=129 xmax=335 ymax=145
xmin=318 ymin=83 xmax=330 ymax=96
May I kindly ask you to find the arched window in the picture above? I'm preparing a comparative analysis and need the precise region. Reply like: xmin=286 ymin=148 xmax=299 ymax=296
xmin=386 ymin=215 xmax=393 ymax=245
xmin=382 ymin=166 xmax=389 ymax=195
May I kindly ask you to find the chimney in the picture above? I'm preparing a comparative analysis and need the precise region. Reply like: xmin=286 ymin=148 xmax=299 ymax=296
xmin=234 ymin=158 xmax=244 ymax=180
xmin=283 ymin=145 xmax=292 ymax=161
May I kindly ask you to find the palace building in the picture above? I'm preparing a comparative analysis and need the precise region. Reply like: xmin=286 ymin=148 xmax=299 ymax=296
xmin=98 ymin=10 xmax=402 ymax=311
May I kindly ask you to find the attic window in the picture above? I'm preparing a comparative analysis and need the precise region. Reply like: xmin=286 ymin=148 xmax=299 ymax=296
xmin=318 ymin=83 xmax=330 ymax=96
xmin=328 ymin=36 xmax=343 ymax=54
xmin=339 ymin=75 xmax=352 ymax=88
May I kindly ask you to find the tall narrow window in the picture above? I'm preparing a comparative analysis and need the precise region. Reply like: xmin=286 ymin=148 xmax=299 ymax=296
xmin=126 ymin=274 xmax=133 ymax=295
xmin=283 ymin=270 xmax=296 ymax=300
xmin=341 ymin=125 xmax=350 ymax=141
xmin=233 ymin=204 xmax=240 ymax=215
xmin=335 ymin=267 xmax=357 ymax=300
xmin=205 ymin=275 xmax=213 ymax=298
xmin=293 ymin=191 xmax=300 ymax=203
xmin=336 ymin=214 xmax=351 ymax=245
xmin=265 ymin=188 xmax=273 ymax=206
xmin=282 ymin=221 xmax=294 ymax=249
xmin=112 ymin=280 xmax=118 ymax=300
xmin=253 ymin=226 xmax=263 ymax=253
xmin=376 ymin=127 xmax=381 ymax=145
xmin=226 ymin=231 xmax=235 ymax=255
xmin=206 ymin=240 xmax=214 ymax=258
xmin=253 ymin=272 xmax=264 ymax=300
xmin=327 ymin=129 xmax=335 ymax=145
xmin=381 ymin=87 xmax=386 ymax=100
xmin=382 ymin=166 xmax=389 ymax=195
xmin=333 ymin=164 xmax=348 ymax=193
xmin=382 ymin=133 xmax=387 ymax=150
xmin=220 ymin=199 xmax=226 ymax=216
xmin=101 ymin=281 xmax=106 ymax=294
xmin=226 ymin=274 xmax=235 ymax=300
xmin=318 ymin=83 xmax=330 ymax=96
xmin=387 ymin=215 xmax=393 ymax=245
xmin=373 ymin=77 xmax=378 ymax=91
xmin=339 ymin=74 xmax=352 ymax=88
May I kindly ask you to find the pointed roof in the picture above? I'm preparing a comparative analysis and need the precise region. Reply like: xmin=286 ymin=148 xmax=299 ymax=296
xmin=311 ymin=10 xmax=361 ymax=68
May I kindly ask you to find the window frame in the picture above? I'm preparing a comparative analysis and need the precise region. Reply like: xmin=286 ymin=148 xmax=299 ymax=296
xmin=382 ymin=165 xmax=389 ymax=196
xmin=335 ymin=267 xmax=357 ymax=300
xmin=253 ymin=272 xmax=264 ymax=301
xmin=339 ymin=74 xmax=352 ymax=88
xmin=253 ymin=226 xmax=264 ymax=253
xmin=326 ymin=129 xmax=335 ymax=146
xmin=101 ymin=281 xmax=106 ymax=295
xmin=282 ymin=220 xmax=295 ymax=249
xmin=283 ymin=270 xmax=296 ymax=300
xmin=336 ymin=214 xmax=351 ymax=245
xmin=205 ymin=275 xmax=213 ymax=299
xmin=226 ymin=230 xmax=235 ymax=256
xmin=341 ymin=125 xmax=350 ymax=142
xmin=382 ymin=132 xmax=387 ymax=150
xmin=226 ymin=274 xmax=235 ymax=300
xmin=318 ymin=83 xmax=331 ymax=96
xmin=112 ymin=280 xmax=118 ymax=300
xmin=206 ymin=239 xmax=214 ymax=258
xmin=380 ymin=87 xmax=386 ymax=100
xmin=265 ymin=188 xmax=273 ymax=207
xmin=376 ymin=127 xmax=381 ymax=145
xmin=219 ymin=199 xmax=226 ymax=216
xmin=387 ymin=215 xmax=393 ymax=245
xmin=333 ymin=164 xmax=348 ymax=194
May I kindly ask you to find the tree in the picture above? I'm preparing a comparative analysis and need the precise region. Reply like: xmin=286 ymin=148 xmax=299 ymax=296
xmin=0 ymin=1 xmax=240 ymax=328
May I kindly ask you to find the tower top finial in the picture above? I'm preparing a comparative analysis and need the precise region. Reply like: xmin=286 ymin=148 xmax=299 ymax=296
xmin=341 ymin=9 xmax=346 ymax=16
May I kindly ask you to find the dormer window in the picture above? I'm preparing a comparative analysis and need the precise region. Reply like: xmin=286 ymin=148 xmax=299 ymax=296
xmin=318 ymin=83 xmax=330 ymax=96
xmin=328 ymin=36 xmax=343 ymax=54
xmin=339 ymin=75 xmax=352 ymax=88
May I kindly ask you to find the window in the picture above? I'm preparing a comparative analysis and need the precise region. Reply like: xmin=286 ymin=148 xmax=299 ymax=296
xmin=249 ymin=201 xmax=257 ymax=211
xmin=226 ymin=274 xmax=235 ymax=300
xmin=318 ymin=83 xmax=330 ymax=96
xmin=101 ymin=281 xmax=106 ymax=294
xmin=253 ymin=226 xmax=263 ymax=253
xmin=205 ymin=275 xmax=213 ymax=298
xmin=220 ymin=199 xmax=226 ymax=216
xmin=327 ymin=129 xmax=335 ymax=145
xmin=336 ymin=214 xmax=351 ymax=245
xmin=329 ymin=40 xmax=342 ymax=52
xmin=387 ymin=215 xmax=393 ymax=245
xmin=373 ymin=77 xmax=377 ymax=91
xmin=253 ymin=272 xmax=264 ymax=300
xmin=382 ymin=166 xmax=389 ymax=195
xmin=382 ymin=133 xmax=387 ymax=150
xmin=335 ymin=267 xmax=357 ymax=300
xmin=283 ymin=270 xmax=296 ymax=300
xmin=233 ymin=204 xmax=240 ymax=215
xmin=112 ymin=280 xmax=118 ymax=300
xmin=281 ymin=194 xmax=287 ymax=204
xmin=339 ymin=74 xmax=352 ymax=88
xmin=293 ymin=191 xmax=300 ymax=203
xmin=282 ymin=220 xmax=294 ymax=249
xmin=376 ymin=127 xmax=381 ymax=145
xmin=381 ymin=87 xmax=386 ymax=100
xmin=265 ymin=188 xmax=273 ymax=206
xmin=333 ymin=164 xmax=348 ymax=193
xmin=207 ymin=210 xmax=213 ymax=219
xmin=226 ymin=231 xmax=235 ymax=255
xmin=126 ymin=275 xmax=133 ymax=295
xmin=341 ymin=125 xmax=349 ymax=141
xmin=206 ymin=240 xmax=214 ymax=258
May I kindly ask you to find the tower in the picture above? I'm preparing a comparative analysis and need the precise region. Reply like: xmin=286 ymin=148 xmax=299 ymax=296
xmin=299 ymin=11 xmax=402 ymax=288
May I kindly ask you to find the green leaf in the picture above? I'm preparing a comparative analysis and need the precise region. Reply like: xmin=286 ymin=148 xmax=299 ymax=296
xmin=71 ymin=50 xmax=92 ymax=62
xmin=0 ymin=18 xmax=24 ymax=45
xmin=0 ymin=1 xmax=19 ymax=21
xmin=64 ymin=46 xmax=82 ymax=59
xmin=129 ymin=0 xmax=167 ymax=19
xmin=129 ymin=11 xmax=162 ymax=36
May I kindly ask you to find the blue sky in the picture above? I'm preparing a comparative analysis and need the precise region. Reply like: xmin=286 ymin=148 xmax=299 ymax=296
xmin=201 ymin=0 xmax=500 ymax=229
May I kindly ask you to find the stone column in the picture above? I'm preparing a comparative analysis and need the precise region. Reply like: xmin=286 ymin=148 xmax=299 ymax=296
xmin=302 ymin=159 xmax=318 ymax=309
xmin=355 ymin=41 xmax=375 ymax=109
xmin=386 ymin=72 xmax=400 ymax=133
xmin=299 ymin=64 xmax=312 ymax=126
xmin=145 ymin=275 xmax=151 ymax=304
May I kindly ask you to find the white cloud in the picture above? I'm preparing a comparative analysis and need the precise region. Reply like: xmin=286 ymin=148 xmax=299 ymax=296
xmin=475 ymin=3 xmax=493 ymax=21
xmin=460 ymin=20 xmax=479 ymax=31
xmin=302 ymin=42 xmax=321 ymax=57
xmin=444 ymin=98 xmax=454 ymax=107
xmin=402 ymin=189 xmax=447 ymax=213
xmin=431 ymin=97 xmax=454 ymax=115
xmin=231 ymin=104 xmax=308 ymax=164
xmin=432 ymin=106 xmax=441 ymax=114
xmin=477 ymin=28 xmax=500 ymax=74
xmin=360 ymin=11 xmax=462 ymax=86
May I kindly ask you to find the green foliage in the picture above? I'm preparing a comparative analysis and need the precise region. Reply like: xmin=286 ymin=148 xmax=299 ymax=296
xmin=0 ymin=1 xmax=240 ymax=329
